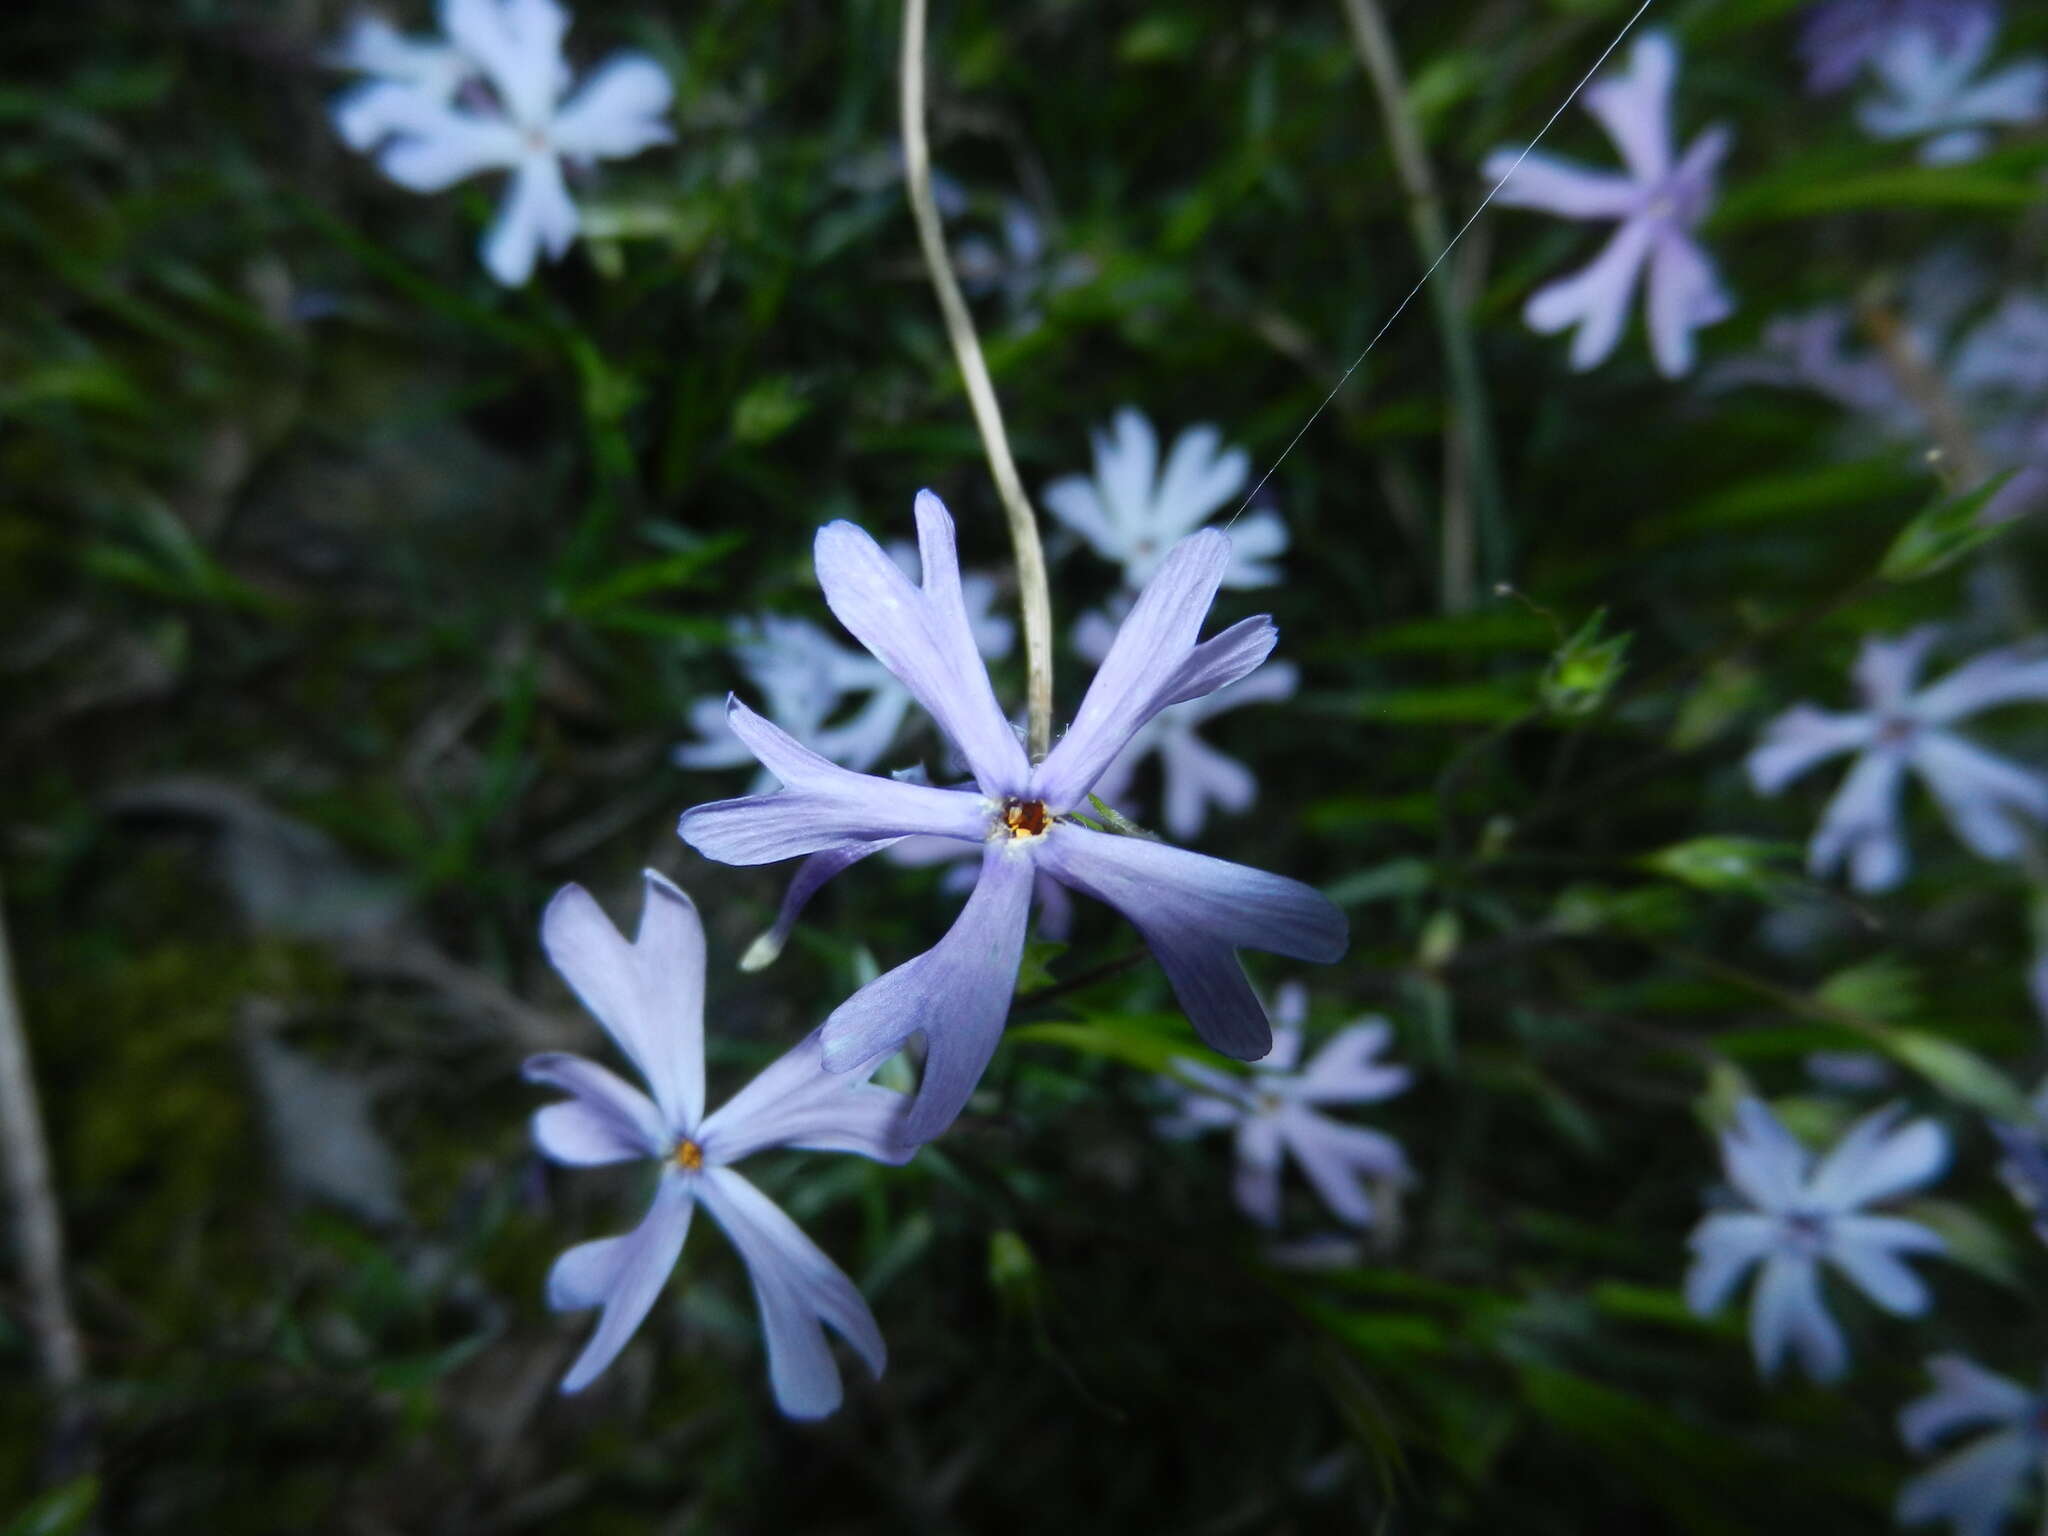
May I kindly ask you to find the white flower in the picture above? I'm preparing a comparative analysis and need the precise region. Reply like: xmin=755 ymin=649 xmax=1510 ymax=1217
xmin=1748 ymin=629 xmax=2048 ymax=892
xmin=327 ymin=12 xmax=477 ymax=151
xmin=1857 ymin=14 xmax=2048 ymax=166
xmin=1159 ymin=984 xmax=1412 ymax=1228
xmin=1898 ymin=1354 xmax=2046 ymax=1536
xmin=1685 ymin=1097 xmax=1948 ymax=1382
xmin=528 ymin=872 xmax=913 ymax=1414
xmin=358 ymin=0 xmax=673 ymax=286
xmin=1042 ymin=407 xmax=1286 ymax=590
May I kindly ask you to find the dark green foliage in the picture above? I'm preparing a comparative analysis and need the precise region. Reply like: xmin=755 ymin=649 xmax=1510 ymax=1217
xmin=4 ymin=0 xmax=2047 ymax=1532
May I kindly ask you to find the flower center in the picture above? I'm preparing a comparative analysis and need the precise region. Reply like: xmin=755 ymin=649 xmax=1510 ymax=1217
xmin=1876 ymin=714 xmax=1918 ymax=747
xmin=672 ymin=1138 xmax=704 ymax=1172
xmin=1779 ymin=1208 xmax=1830 ymax=1256
xmin=999 ymin=797 xmax=1052 ymax=840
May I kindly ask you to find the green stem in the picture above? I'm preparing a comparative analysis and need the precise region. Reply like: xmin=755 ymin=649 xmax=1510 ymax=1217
xmin=1338 ymin=0 xmax=1509 ymax=608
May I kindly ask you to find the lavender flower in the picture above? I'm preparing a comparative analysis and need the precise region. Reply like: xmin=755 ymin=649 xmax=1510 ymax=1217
xmin=677 ymin=490 xmax=1347 ymax=1141
xmin=528 ymin=871 xmax=912 ymax=1415
xmin=1898 ymin=1354 xmax=2046 ymax=1536
xmin=1042 ymin=408 xmax=1286 ymax=590
xmin=351 ymin=0 xmax=673 ymax=286
xmin=953 ymin=198 xmax=1093 ymax=332
xmin=1856 ymin=14 xmax=2048 ymax=165
xmin=1074 ymin=608 xmax=1299 ymax=840
xmin=1482 ymin=30 xmax=1733 ymax=378
xmin=677 ymin=555 xmax=1012 ymax=785
xmin=1748 ymin=630 xmax=2048 ymax=892
xmin=1158 ymin=984 xmax=1412 ymax=1228
xmin=1711 ymin=266 xmax=2048 ymax=524
xmin=1685 ymin=1097 xmax=1947 ymax=1382
xmin=1799 ymin=0 xmax=2000 ymax=95
xmin=328 ymin=12 xmax=476 ymax=151
xmin=675 ymin=617 xmax=912 ymax=786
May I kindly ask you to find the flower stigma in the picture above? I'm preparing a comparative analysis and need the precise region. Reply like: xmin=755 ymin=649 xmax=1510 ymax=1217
xmin=672 ymin=1137 xmax=705 ymax=1172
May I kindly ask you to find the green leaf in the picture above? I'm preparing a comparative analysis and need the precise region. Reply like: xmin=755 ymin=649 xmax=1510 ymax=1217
xmin=1540 ymin=607 xmax=1630 ymax=718
xmin=1010 ymin=1013 xmax=1212 ymax=1077
xmin=730 ymin=376 xmax=812 ymax=446
xmin=2 ymin=1479 xmax=98 ymax=1536
xmin=1815 ymin=958 xmax=1921 ymax=1025
xmin=1640 ymin=837 xmax=1800 ymax=899
xmin=1880 ymin=472 xmax=2019 ymax=581
xmin=1883 ymin=1030 xmax=2031 ymax=1120
xmin=1345 ymin=680 xmax=1536 ymax=724
xmin=561 ymin=535 xmax=745 ymax=615
xmin=1324 ymin=858 xmax=1434 ymax=906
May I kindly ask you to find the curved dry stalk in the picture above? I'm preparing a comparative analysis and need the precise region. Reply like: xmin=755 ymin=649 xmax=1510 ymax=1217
xmin=0 ymin=879 xmax=91 ymax=1468
xmin=899 ymin=0 xmax=1055 ymax=760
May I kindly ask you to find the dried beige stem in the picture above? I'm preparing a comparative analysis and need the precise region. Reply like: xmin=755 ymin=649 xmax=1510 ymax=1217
xmin=900 ymin=0 xmax=1054 ymax=760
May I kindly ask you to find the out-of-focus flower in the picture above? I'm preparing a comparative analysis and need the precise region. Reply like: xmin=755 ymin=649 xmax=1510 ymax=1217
xmin=1856 ymin=14 xmax=2048 ymax=165
xmin=352 ymin=0 xmax=673 ymax=286
xmin=1074 ymin=608 xmax=1298 ymax=839
xmin=1897 ymin=1353 xmax=2045 ymax=1536
xmin=1799 ymin=0 xmax=2001 ymax=95
xmin=527 ymin=872 xmax=913 ymax=1415
xmin=1989 ymin=1077 xmax=2048 ymax=1245
xmin=1747 ymin=629 xmax=2048 ymax=892
xmin=327 ymin=12 xmax=477 ymax=150
xmin=1043 ymin=408 xmax=1286 ymax=590
xmin=953 ymin=198 xmax=1093 ymax=331
xmin=677 ymin=491 xmax=1347 ymax=1141
xmin=1686 ymin=1097 xmax=1947 ymax=1382
xmin=1711 ymin=263 xmax=2048 ymax=524
xmin=676 ymin=557 xmax=1012 ymax=787
xmin=1158 ymin=983 xmax=1413 ymax=1228
xmin=1482 ymin=30 xmax=1733 ymax=378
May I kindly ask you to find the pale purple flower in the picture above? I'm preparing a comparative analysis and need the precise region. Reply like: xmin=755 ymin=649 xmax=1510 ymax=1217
xmin=528 ymin=871 xmax=912 ymax=1415
xmin=1074 ymin=607 xmax=1298 ymax=839
xmin=1042 ymin=408 xmax=1286 ymax=590
xmin=1685 ymin=1097 xmax=1947 ymax=1382
xmin=1748 ymin=629 xmax=2048 ymax=892
xmin=1483 ymin=30 xmax=1733 ymax=378
xmin=1990 ymin=1076 xmax=2048 ymax=1244
xmin=1711 ymin=268 xmax=2048 ymax=524
xmin=1158 ymin=983 xmax=1412 ymax=1228
xmin=327 ymin=12 xmax=477 ymax=151
xmin=1898 ymin=1354 xmax=2046 ymax=1536
xmin=676 ymin=556 xmax=1012 ymax=787
xmin=1856 ymin=14 xmax=2048 ymax=165
xmin=356 ymin=0 xmax=673 ymax=286
xmin=1800 ymin=0 xmax=1999 ymax=95
xmin=677 ymin=490 xmax=1347 ymax=1141
xmin=954 ymin=198 xmax=1093 ymax=331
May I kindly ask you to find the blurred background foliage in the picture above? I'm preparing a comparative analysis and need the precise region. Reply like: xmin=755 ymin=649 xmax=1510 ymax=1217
xmin=4 ymin=0 xmax=2047 ymax=1529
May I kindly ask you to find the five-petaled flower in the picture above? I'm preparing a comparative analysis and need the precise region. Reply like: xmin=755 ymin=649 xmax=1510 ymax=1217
xmin=677 ymin=490 xmax=1348 ymax=1142
xmin=349 ymin=0 xmax=674 ymax=286
xmin=1483 ymin=30 xmax=1733 ymax=378
xmin=527 ymin=871 xmax=912 ymax=1416
xmin=1898 ymin=1353 xmax=2048 ymax=1536
xmin=1856 ymin=13 xmax=2048 ymax=165
xmin=1158 ymin=983 xmax=1412 ymax=1228
xmin=1747 ymin=628 xmax=2048 ymax=893
xmin=1686 ymin=1097 xmax=1948 ymax=1382
xmin=1042 ymin=408 xmax=1287 ymax=590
